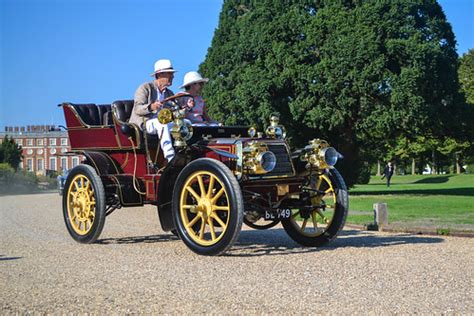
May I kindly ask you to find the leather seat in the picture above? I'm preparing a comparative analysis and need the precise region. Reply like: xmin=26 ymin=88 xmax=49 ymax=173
xmin=112 ymin=100 xmax=134 ymax=123
xmin=69 ymin=103 xmax=113 ymax=126
xmin=111 ymin=100 xmax=163 ymax=150
xmin=98 ymin=104 xmax=112 ymax=126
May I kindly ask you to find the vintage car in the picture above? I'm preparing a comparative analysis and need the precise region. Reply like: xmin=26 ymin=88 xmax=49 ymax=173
xmin=59 ymin=93 xmax=348 ymax=255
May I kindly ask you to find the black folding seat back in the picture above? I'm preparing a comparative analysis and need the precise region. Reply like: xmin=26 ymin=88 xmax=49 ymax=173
xmin=112 ymin=100 xmax=134 ymax=123
xmin=97 ymin=104 xmax=113 ymax=126
xmin=70 ymin=103 xmax=101 ymax=126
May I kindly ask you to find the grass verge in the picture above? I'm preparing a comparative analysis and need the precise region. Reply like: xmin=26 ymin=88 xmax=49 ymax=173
xmin=348 ymin=174 xmax=474 ymax=234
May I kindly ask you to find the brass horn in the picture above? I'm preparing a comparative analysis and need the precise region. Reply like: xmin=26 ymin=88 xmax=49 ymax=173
xmin=158 ymin=108 xmax=173 ymax=124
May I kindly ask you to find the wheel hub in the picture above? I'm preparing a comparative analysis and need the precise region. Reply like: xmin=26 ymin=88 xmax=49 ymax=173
xmin=198 ymin=197 xmax=213 ymax=220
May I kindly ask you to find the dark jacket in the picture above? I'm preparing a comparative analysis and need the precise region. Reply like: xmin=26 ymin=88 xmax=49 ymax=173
xmin=383 ymin=165 xmax=394 ymax=177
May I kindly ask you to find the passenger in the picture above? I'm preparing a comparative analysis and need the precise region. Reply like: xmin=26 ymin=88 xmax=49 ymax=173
xmin=129 ymin=59 xmax=176 ymax=161
xmin=180 ymin=71 xmax=219 ymax=126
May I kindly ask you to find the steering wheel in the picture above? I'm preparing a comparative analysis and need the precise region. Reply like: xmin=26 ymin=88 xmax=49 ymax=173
xmin=161 ymin=92 xmax=193 ymax=108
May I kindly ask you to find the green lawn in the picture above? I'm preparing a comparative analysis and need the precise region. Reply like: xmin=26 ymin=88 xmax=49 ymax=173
xmin=347 ymin=174 xmax=474 ymax=232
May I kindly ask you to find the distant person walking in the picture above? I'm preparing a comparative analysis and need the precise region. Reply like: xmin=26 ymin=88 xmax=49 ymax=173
xmin=381 ymin=162 xmax=394 ymax=187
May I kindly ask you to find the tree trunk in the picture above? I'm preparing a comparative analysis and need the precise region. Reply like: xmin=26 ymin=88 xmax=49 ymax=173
xmin=432 ymin=150 xmax=436 ymax=175
xmin=376 ymin=160 xmax=381 ymax=176
xmin=411 ymin=158 xmax=416 ymax=175
xmin=456 ymin=155 xmax=461 ymax=174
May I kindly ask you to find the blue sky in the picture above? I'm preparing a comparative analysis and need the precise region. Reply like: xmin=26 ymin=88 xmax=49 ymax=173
xmin=0 ymin=0 xmax=472 ymax=129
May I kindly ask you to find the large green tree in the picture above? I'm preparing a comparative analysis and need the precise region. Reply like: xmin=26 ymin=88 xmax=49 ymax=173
xmin=459 ymin=49 xmax=474 ymax=105
xmin=200 ymin=0 xmax=465 ymax=185
xmin=0 ymin=136 xmax=23 ymax=171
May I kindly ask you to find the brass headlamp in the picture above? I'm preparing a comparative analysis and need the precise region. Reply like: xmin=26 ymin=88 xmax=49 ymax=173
xmin=302 ymin=139 xmax=340 ymax=170
xmin=242 ymin=141 xmax=277 ymax=175
xmin=265 ymin=113 xmax=286 ymax=140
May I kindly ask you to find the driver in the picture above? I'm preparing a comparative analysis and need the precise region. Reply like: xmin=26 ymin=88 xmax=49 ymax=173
xmin=130 ymin=59 xmax=177 ymax=161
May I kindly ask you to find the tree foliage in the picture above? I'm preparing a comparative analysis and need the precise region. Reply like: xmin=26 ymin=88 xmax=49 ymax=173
xmin=0 ymin=136 xmax=23 ymax=171
xmin=459 ymin=49 xmax=474 ymax=105
xmin=201 ymin=0 xmax=468 ymax=185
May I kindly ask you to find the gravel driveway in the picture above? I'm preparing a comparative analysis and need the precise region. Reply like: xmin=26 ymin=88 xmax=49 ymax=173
xmin=1 ymin=193 xmax=472 ymax=314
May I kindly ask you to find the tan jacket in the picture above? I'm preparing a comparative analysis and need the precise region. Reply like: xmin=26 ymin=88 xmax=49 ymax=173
xmin=129 ymin=81 xmax=174 ymax=128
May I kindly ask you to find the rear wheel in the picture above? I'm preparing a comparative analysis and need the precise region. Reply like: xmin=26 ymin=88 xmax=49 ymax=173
xmin=282 ymin=168 xmax=348 ymax=247
xmin=62 ymin=165 xmax=106 ymax=243
xmin=172 ymin=158 xmax=243 ymax=255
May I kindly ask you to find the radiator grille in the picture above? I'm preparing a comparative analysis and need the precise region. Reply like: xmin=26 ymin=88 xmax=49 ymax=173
xmin=263 ymin=144 xmax=294 ymax=177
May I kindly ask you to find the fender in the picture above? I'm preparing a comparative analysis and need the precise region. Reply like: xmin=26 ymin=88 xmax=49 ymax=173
xmin=194 ymin=145 xmax=238 ymax=159
xmin=72 ymin=150 xmax=121 ymax=175
xmin=156 ymin=153 xmax=189 ymax=231
xmin=71 ymin=150 xmax=145 ymax=206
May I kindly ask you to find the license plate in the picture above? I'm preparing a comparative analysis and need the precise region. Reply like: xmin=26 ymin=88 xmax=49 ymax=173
xmin=264 ymin=208 xmax=292 ymax=220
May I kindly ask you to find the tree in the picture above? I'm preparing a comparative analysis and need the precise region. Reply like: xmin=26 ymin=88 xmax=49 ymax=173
xmin=438 ymin=137 xmax=471 ymax=174
xmin=459 ymin=49 xmax=474 ymax=105
xmin=0 ymin=136 xmax=23 ymax=171
xmin=200 ymin=0 xmax=465 ymax=185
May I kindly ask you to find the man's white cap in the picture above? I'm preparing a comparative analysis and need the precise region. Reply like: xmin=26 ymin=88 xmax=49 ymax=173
xmin=180 ymin=71 xmax=209 ymax=89
xmin=151 ymin=59 xmax=177 ymax=76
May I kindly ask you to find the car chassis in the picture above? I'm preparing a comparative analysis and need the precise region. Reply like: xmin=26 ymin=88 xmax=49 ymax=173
xmin=60 ymin=93 xmax=348 ymax=255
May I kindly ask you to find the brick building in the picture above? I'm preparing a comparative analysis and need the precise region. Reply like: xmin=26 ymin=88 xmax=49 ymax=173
xmin=0 ymin=125 xmax=82 ymax=175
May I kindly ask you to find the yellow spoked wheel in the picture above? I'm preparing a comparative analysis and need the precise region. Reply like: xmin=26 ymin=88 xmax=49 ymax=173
xmin=282 ymin=169 xmax=348 ymax=247
xmin=63 ymin=165 xmax=106 ymax=243
xmin=173 ymin=158 xmax=243 ymax=256
xmin=180 ymin=171 xmax=230 ymax=246
xmin=67 ymin=174 xmax=96 ymax=235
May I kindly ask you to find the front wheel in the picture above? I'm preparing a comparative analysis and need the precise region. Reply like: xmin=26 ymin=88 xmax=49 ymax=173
xmin=282 ymin=168 xmax=348 ymax=247
xmin=62 ymin=164 xmax=106 ymax=243
xmin=172 ymin=158 xmax=244 ymax=256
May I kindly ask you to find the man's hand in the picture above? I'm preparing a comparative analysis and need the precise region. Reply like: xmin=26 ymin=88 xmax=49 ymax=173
xmin=150 ymin=101 xmax=163 ymax=112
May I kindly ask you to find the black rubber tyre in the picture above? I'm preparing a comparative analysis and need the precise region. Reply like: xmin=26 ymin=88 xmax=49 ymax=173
xmin=282 ymin=168 xmax=348 ymax=247
xmin=172 ymin=158 xmax=244 ymax=256
xmin=62 ymin=164 xmax=106 ymax=243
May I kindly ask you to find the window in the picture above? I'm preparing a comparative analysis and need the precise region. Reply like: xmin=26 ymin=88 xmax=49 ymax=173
xmin=26 ymin=159 xmax=33 ymax=172
xmin=61 ymin=157 xmax=68 ymax=171
xmin=37 ymin=159 xmax=44 ymax=172
xmin=49 ymin=138 xmax=56 ymax=146
xmin=49 ymin=157 xmax=56 ymax=171
xmin=72 ymin=157 xmax=79 ymax=168
xmin=27 ymin=139 xmax=33 ymax=146
xmin=37 ymin=139 xmax=44 ymax=146
xmin=61 ymin=138 xmax=68 ymax=146
xmin=16 ymin=139 xmax=23 ymax=146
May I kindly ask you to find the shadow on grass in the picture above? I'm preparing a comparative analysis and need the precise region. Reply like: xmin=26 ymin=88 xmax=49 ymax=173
xmin=414 ymin=175 xmax=452 ymax=184
xmin=351 ymin=187 xmax=474 ymax=196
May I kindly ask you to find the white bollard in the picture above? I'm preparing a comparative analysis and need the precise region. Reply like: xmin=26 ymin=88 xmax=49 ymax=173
xmin=373 ymin=203 xmax=388 ymax=229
